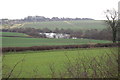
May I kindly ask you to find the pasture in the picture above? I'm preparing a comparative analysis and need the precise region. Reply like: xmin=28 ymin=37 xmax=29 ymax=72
xmin=3 ymin=47 xmax=118 ymax=78
xmin=1 ymin=32 xmax=28 ymax=37
xmin=18 ymin=20 xmax=107 ymax=30
xmin=2 ymin=37 xmax=111 ymax=47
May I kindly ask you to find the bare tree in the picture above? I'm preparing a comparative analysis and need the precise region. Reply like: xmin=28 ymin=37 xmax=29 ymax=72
xmin=105 ymin=9 xmax=119 ymax=43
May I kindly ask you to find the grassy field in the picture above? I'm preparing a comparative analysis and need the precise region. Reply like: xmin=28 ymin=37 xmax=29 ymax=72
xmin=1 ymin=32 xmax=28 ymax=37
xmin=0 ymin=55 xmax=1 ymax=79
xmin=2 ymin=37 xmax=111 ymax=47
xmin=3 ymin=47 xmax=118 ymax=78
xmin=18 ymin=20 xmax=107 ymax=30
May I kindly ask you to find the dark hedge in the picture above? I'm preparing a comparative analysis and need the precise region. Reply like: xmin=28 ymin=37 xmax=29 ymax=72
xmin=2 ymin=43 xmax=119 ymax=53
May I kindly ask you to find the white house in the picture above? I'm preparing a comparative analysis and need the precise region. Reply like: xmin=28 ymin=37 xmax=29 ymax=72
xmin=72 ymin=37 xmax=77 ymax=39
xmin=39 ymin=32 xmax=70 ymax=39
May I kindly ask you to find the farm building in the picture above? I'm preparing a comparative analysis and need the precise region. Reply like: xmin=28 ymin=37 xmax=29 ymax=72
xmin=39 ymin=33 xmax=70 ymax=39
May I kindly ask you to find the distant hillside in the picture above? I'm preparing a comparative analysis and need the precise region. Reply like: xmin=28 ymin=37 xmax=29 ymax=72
xmin=17 ymin=20 xmax=107 ymax=30
xmin=1 ymin=16 xmax=94 ymax=25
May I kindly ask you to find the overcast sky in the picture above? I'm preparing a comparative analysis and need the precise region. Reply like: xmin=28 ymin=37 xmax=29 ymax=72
xmin=0 ymin=0 xmax=119 ymax=20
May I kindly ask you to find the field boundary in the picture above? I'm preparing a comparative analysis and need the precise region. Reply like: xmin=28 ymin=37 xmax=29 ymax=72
xmin=1 ymin=43 xmax=119 ymax=53
xmin=0 ymin=36 xmax=32 ymax=38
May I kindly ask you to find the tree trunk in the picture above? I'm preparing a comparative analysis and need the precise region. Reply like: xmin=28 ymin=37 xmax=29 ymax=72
xmin=112 ymin=29 xmax=117 ymax=43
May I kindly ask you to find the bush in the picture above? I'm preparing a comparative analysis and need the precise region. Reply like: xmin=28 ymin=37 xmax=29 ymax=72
xmin=49 ymin=50 xmax=118 ymax=78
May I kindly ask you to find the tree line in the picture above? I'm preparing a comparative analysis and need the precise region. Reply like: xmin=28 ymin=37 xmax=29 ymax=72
xmin=2 ymin=27 xmax=119 ymax=41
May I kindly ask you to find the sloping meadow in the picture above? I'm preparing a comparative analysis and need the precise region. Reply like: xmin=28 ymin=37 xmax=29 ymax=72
xmin=2 ymin=47 xmax=118 ymax=78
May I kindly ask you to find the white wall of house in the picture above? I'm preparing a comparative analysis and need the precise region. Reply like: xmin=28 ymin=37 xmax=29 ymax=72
xmin=39 ymin=32 xmax=71 ymax=39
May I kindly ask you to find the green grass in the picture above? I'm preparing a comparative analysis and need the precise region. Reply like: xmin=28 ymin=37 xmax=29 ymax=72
xmin=18 ymin=20 xmax=107 ymax=30
xmin=0 ymin=55 xmax=1 ymax=79
xmin=1 ymin=32 xmax=28 ymax=37
xmin=2 ymin=37 xmax=111 ymax=47
xmin=3 ymin=47 xmax=118 ymax=78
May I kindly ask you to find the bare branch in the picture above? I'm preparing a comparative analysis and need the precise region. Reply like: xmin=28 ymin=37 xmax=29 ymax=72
xmin=6 ymin=55 xmax=26 ymax=79
xmin=105 ymin=9 xmax=118 ymax=43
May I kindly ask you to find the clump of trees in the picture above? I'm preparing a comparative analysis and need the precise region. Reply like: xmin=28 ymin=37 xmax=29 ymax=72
xmin=24 ymin=16 xmax=94 ymax=22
